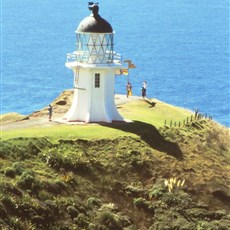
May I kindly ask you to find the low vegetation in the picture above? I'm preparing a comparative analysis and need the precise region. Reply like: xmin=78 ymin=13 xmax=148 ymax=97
xmin=0 ymin=94 xmax=229 ymax=229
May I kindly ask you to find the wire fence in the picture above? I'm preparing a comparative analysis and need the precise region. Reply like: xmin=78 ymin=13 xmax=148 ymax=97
xmin=164 ymin=109 xmax=213 ymax=128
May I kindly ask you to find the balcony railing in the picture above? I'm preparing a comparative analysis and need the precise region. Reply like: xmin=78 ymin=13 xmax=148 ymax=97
xmin=66 ymin=51 xmax=122 ymax=64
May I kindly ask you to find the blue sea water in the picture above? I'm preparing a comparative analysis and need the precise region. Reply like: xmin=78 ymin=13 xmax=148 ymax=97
xmin=1 ymin=0 xmax=229 ymax=126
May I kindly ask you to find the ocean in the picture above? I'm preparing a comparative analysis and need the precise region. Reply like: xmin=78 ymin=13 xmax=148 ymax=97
xmin=1 ymin=0 xmax=229 ymax=126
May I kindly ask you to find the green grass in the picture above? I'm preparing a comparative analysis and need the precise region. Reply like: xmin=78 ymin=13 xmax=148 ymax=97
xmin=1 ymin=125 xmax=133 ymax=140
xmin=1 ymin=99 xmax=193 ymax=139
xmin=119 ymin=99 xmax=192 ymax=127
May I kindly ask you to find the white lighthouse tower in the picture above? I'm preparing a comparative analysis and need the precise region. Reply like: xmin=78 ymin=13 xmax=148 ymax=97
xmin=63 ymin=3 xmax=124 ymax=123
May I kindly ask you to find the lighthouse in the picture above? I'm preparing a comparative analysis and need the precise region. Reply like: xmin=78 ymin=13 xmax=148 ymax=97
xmin=63 ymin=3 xmax=124 ymax=123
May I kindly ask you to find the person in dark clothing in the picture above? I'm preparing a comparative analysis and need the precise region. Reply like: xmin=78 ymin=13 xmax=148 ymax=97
xmin=48 ymin=104 xmax=52 ymax=121
xmin=142 ymin=81 xmax=147 ymax=98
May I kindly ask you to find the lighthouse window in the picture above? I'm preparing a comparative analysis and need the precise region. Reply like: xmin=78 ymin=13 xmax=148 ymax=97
xmin=95 ymin=73 xmax=100 ymax=88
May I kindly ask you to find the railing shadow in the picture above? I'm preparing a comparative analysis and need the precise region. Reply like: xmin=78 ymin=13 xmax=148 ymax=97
xmin=101 ymin=120 xmax=183 ymax=160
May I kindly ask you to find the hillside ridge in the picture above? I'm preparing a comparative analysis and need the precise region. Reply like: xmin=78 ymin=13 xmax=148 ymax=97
xmin=1 ymin=90 xmax=230 ymax=229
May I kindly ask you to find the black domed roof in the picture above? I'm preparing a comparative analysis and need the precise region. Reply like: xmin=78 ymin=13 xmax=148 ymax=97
xmin=77 ymin=4 xmax=113 ymax=33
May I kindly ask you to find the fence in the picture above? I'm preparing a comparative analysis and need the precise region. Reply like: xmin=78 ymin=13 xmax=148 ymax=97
xmin=164 ymin=109 xmax=213 ymax=128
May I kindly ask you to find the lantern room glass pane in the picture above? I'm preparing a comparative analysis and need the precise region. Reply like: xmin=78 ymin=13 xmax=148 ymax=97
xmin=76 ymin=33 xmax=114 ymax=64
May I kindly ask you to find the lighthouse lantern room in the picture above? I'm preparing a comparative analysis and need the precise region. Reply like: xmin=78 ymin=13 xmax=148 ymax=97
xmin=63 ymin=2 xmax=124 ymax=123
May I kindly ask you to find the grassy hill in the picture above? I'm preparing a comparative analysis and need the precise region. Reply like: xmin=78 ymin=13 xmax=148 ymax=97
xmin=0 ymin=92 xmax=230 ymax=229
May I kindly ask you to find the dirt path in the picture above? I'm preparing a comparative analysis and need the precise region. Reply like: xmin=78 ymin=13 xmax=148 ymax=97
xmin=1 ymin=94 xmax=142 ymax=131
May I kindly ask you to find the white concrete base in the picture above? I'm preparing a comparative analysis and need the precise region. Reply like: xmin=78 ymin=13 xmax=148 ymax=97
xmin=56 ymin=117 xmax=132 ymax=125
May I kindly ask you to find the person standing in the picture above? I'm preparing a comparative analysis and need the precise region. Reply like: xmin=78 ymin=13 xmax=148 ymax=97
xmin=126 ymin=82 xmax=132 ymax=98
xmin=48 ymin=104 xmax=53 ymax=121
xmin=142 ymin=81 xmax=147 ymax=99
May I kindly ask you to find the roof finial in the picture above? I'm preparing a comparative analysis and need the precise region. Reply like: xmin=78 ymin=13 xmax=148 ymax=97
xmin=88 ymin=2 xmax=99 ymax=16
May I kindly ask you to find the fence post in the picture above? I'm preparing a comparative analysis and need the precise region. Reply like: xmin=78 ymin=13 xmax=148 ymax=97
xmin=170 ymin=120 xmax=172 ymax=127
xmin=195 ymin=108 xmax=198 ymax=119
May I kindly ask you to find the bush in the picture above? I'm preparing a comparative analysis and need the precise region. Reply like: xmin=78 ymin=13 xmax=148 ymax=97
xmin=16 ymin=170 xmax=40 ymax=192
xmin=133 ymin=197 xmax=154 ymax=212
xmin=97 ymin=210 xmax=120 ymax=229
xmin=87 ymin=223 xmax=97 ymax=230
xmin=0 ymin=182 xmax=22 ymax=197
xmin=74 ymin=213 xmax=89 ymax=228
xmin=0 ymin=140 xmax=14 ymax=159
xmin=1 ymin=196 xmax=16 ymax=211
xmin=44 ymin=200 xmax=59 ymax=216
xmin=96 ymin=210 xmax=132 ymax=230
xmin=54 ymin=179 xmax=67 ymax=190
xmin=161 ymin=190 xmax=192 ymax=209
xmin=0 ymin=203 xmax=7 ymax=219
xmin=197 ymin=222 xmax=206 ymax=230
xmin=67 ymin=206 xmax=79 ymax=218
xmin=95 ymin=203 xmax=132 ymax=230
xmin=45 ymin=181 xmax=60 ymax=194
xmin=125 ymin=182 xmax=145 ymax=196
xmin=12 ymin=162 xmax=25 ymax=175
xmin=31 ymin=215 xmax=45 ymax=227
xmin=87 ymin=197 xmax=102 ymax=208
xmin=39 ymin=149 xmax=91 ymax=174
xmin=149 ymin=181 xmax=167 ymax=199
xmin=4 ymin=167 xmax=16 ymax=178
xmin=8 ymin=217 xmax=24 ymax=229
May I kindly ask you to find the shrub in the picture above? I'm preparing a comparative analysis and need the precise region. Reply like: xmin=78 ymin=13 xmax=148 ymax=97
xmin=125 ymin=182 xmax=145 ymax=196
xmin=0 ymin=182 xmax=22 ymax=197
xmin=87 ymin=197 xmax=102 ymax=208
xmin=38 ymin=190 xmax=53 ymax=200
xmin=54 ymin=179 xmax=67 ymax=190
xmin=45 ymin=181 xmax=60 ymax=194
xmin=40 ymin=149 xmax=91 ymax=174
xmin=0 ymin=202 xmax=7 ymax=219
xmin=96 ymin=210 xmax=132 ymax=230
xmin=149 ymin=182 xmax=167 ymax=199
xmin=67 ymin=206 xmax=79 ymax=218
xmin=31 ymin=215 xmax=45 ymax=227
xmin=74 ymin=213 xmax=89 ymax=228
xmin=16 ymin=170 xmax=40 ymax=192
xmin=8 ymin=217 xmax=24 ymax=229
xmin=97 ymin=210 xmax=120 ymax=228
xmin=1 ymin=196 xmax=16 ymax=211
xmin=87 ymin=223 xmax=97 ymax=230
xmin=133 ymin=197 xmax=147 ymax=208
xmin=95 ymin=203 xmax=132 ymax=230
xmin=161 ymin=190 xmax=192 ymax=209
xmin=44 ymin=200 xmax=59 ymax=218
xmin=197 ymin=221 xmax=208 ymax=230
xmin=12 ymin=162 xmax=25 ymax=175
xmin=133 ymin=197 xmax=154 ymax=212
xmin=0 ymin=140 xmax=14 ymax=159
xmin=4 ymin=167 xmax=16 ymax=178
